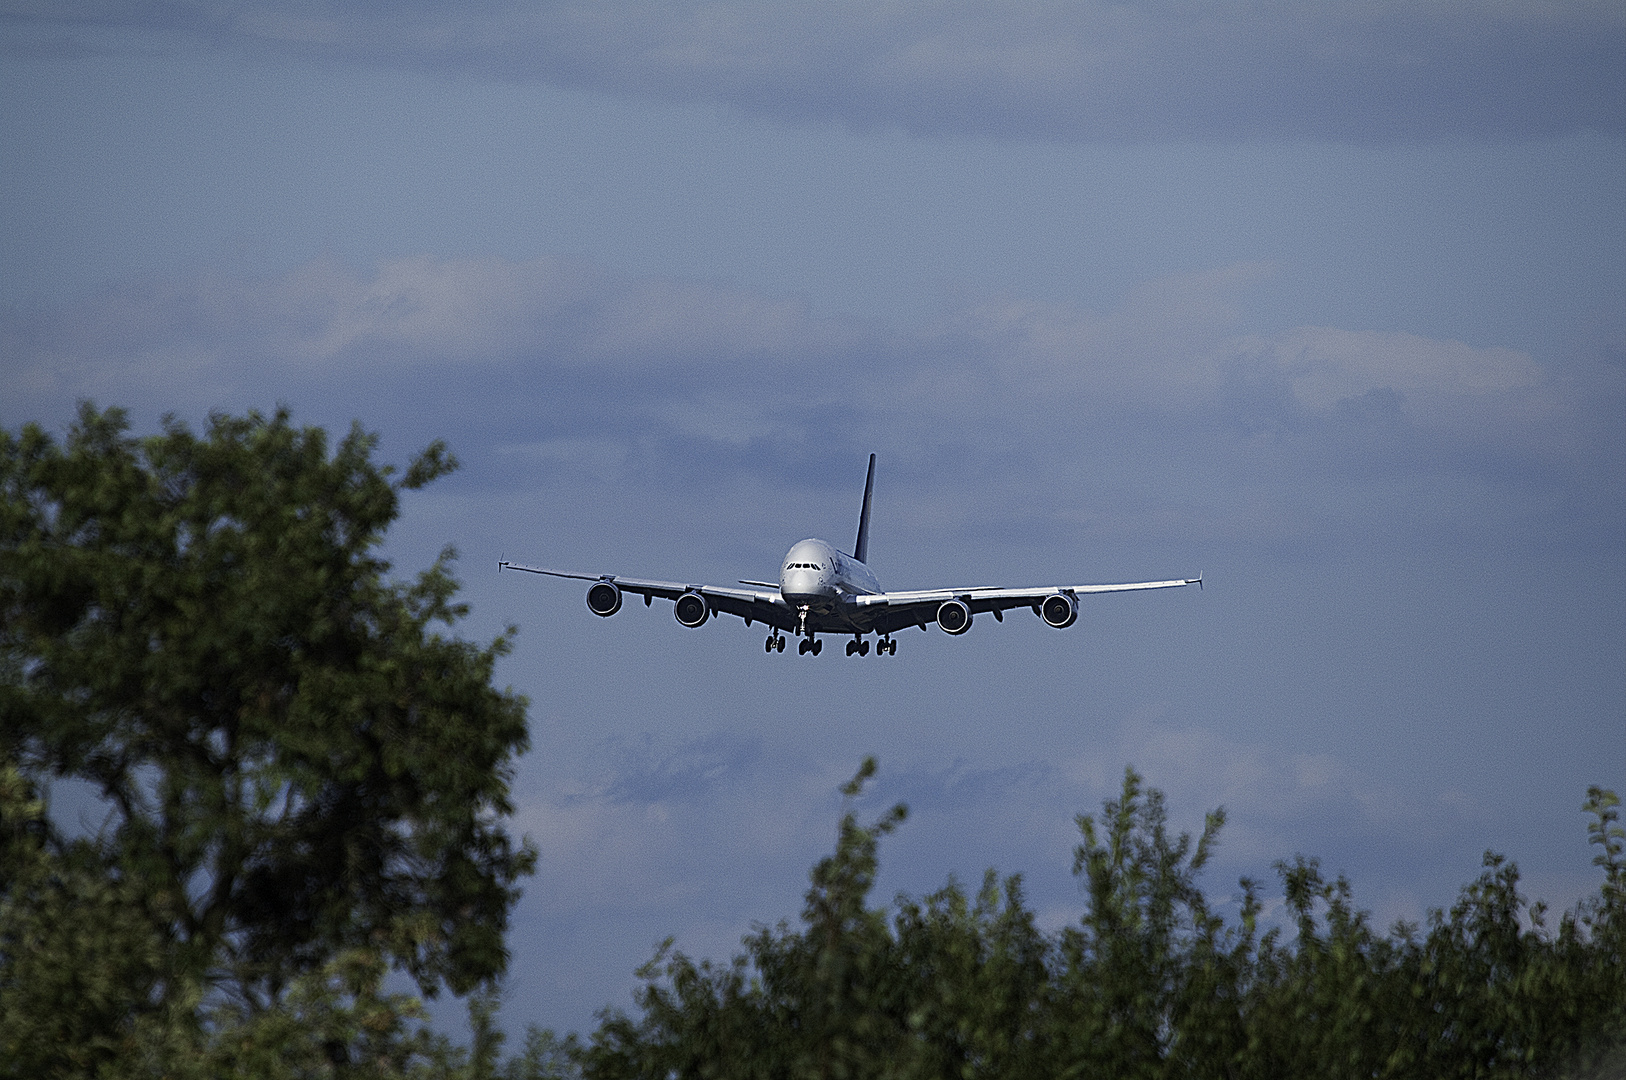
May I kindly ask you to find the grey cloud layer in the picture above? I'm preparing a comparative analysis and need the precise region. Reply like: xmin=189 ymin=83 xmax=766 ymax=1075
xmin=4 ymin=254 xmax=1618 ymax=557
xmin=514 ymin=720 xmax=1499 ymax=963
xmin=11 ymin=0 xmax=1622 ymax=140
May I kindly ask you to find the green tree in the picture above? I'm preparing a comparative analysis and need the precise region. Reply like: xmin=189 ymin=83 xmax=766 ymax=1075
xmin=885 ymin=869 xmax=1051 ymax=1078
xmin=0 ymin=760 xmax=169 ymax=1075
xmin=583 ymin=759 xmax=1049 ymax=1080
xmin=581 ymin=757 xmax=912 ymax=1079
xmin=0 ymin=404 xmax=535 ymax=1074
xmin=1242 ymin=855 xmax=1408 ymax=1078
xmin=577 ymin=764 xmax=1626 ymax=1080
xmin=1045 ymin=766 xmax=1255 ymax=1078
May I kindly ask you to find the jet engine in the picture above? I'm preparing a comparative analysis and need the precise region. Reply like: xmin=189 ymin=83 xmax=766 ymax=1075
xmin=936 ymin=598 xmax=973 ymax=635
xmin=586 ymin=580 xmax=623 ymax=617
xmin=1040 ymin=592 xmax=1078 ymax=629
xmin=674 ymin=591 xmax=711 ymax=628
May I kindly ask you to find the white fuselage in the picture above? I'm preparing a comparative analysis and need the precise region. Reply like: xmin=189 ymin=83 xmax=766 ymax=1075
xmin=779 ymin=538 xmax=881 ymax=614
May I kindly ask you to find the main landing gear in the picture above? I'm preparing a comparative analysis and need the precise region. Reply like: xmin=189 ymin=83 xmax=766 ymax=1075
xmin=846 ymin=635 xmax=896 ymax=657
xmin=768 ymin=633 xmax=897 ymax=656
xmin=767 ymin=628 xmax=892 ymax=657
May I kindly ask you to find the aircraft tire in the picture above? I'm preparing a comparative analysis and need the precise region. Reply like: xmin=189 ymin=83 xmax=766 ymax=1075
xmin=776 ymin=637 xmax=786 ymax=652
xmin=812 ymin=640 xmax=823 ymax=655
xmin=859 ymin=641 xmax=870 ymax=656
xmin=798 ymin=639 xmax=810 ymax=655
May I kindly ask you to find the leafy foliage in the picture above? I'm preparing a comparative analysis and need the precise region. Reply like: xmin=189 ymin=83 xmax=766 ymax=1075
xmin=0 ymin=405 xmax=536 ymax=1075
xmin=580 ymin=766 xmax=1626 ymax=1080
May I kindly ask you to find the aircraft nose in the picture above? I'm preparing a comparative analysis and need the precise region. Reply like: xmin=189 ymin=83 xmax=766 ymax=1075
xmin=781 ymin=569 xmax=822 ymax=597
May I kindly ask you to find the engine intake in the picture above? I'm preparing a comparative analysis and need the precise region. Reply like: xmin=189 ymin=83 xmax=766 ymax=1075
xmin=1040 ymin=592 xmax=1078 ymax=629
xmin=586 ymin=580 xmax=623 ymax=617
xmin=937 ymin=598 xmax=973 ymax=635
xmin=674 ymin=591 xmax=711 ymax=628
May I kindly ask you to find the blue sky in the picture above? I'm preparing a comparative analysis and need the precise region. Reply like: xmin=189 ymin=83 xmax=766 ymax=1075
xmin=3 ymin=0 xmax=1623 ymax=1037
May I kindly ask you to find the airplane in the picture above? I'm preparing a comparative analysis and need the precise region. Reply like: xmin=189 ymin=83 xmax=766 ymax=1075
xmin=500 ymin=455 xmax=1199 ymax=657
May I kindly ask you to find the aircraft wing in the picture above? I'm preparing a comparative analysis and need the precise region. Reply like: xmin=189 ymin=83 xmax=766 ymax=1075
xmin=498 ymin=561 xmax=798 ymax=631
xmin=844 ymin=576 xmax=1200 ymax=635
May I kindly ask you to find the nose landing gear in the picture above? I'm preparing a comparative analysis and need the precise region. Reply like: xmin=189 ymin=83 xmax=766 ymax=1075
xmin=765 ymin=632 xmax=786 ymax=653
xmin=789 ymin=607 xmax=821 ymax=655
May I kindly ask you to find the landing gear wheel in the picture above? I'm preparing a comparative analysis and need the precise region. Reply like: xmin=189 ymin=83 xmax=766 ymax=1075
xmin=846 ymin=640 xmax=857 ymax=656
xmin=811 ymin=639 xmax=823 ymax=655
xmin=798 ymin=639 xmax=810 ymax=655
xmin=888 ymin=639 xmax=897 ymax=655
xmin=858 ymin=640 xmax=870 ymax=656
xmin=776 ymin=636 xmax=786 ymax=653
xmin=766 ymin=636 xmax=775 ymax=653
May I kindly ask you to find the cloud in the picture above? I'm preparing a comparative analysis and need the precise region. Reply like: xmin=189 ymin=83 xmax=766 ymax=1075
xmin=932 ymin=274 xmax=1555 ymax=425
xmin=0 ymin=254 xmax=1538 ymax=424
xmin=9 ymin=1 xmax=1622 ymax=142
xmin=1094 ymin=710 xmax=1482 ymax=875
xmin=5 ymin=255 xmax=823 ymax=371
xmin=1264 ymin=327 xmax=1542 ymax=407
xmin=512 ymin=738 xmax=843 ymax=918
xmin=2 ymin=254 xmax=1618 ymax=558
xmin=510 ymin=722 xmax=1520 ymax=949
xmin=597 ymin=732 xmax=764 ymax=806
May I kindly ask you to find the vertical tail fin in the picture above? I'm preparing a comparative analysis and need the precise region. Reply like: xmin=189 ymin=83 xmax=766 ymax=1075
xmin=853 ymin=453 xmax=876 ymax=564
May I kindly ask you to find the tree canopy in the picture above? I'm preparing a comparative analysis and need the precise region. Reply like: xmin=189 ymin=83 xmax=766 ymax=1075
xmin=1 ymin=404 xmax=535 ymax=1074
xmin=580 ymin=764 xmax=1626 ymax=1080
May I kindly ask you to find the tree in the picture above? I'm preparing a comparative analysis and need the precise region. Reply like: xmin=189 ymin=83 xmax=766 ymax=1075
xmin=1047 ymin=766 xmax=1253 ymax=1078
xmin=0 ymin=404 xmax=535 ymax=1071
xmin=0 ymin=760 xmax=169 ymax=1075
xmin=578 ymin=763 xmax=1626 ymax=1080
xmin=581 ymin=758 xmax=1051 ymax=1080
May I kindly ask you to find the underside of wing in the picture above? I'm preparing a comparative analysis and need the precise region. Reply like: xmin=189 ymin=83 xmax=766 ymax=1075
xmin=500 ymin=560 xmax=795 ymax=630
xmin=696 ymin=584 xmax=798 ymax=630
xmin=844 ymin=576 xmax=1201 ymax=633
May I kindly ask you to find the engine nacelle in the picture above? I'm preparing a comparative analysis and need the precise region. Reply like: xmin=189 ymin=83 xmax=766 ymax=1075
xmin=936 ymin=598 xmax=973 ymax=635
xmin=674 ymin=591 xmax=711 ymax=628
xmin=1040 ymin=592 xmax=1078 ymax=629
xmin=586 ymin=580 xmax=623 ymax=617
